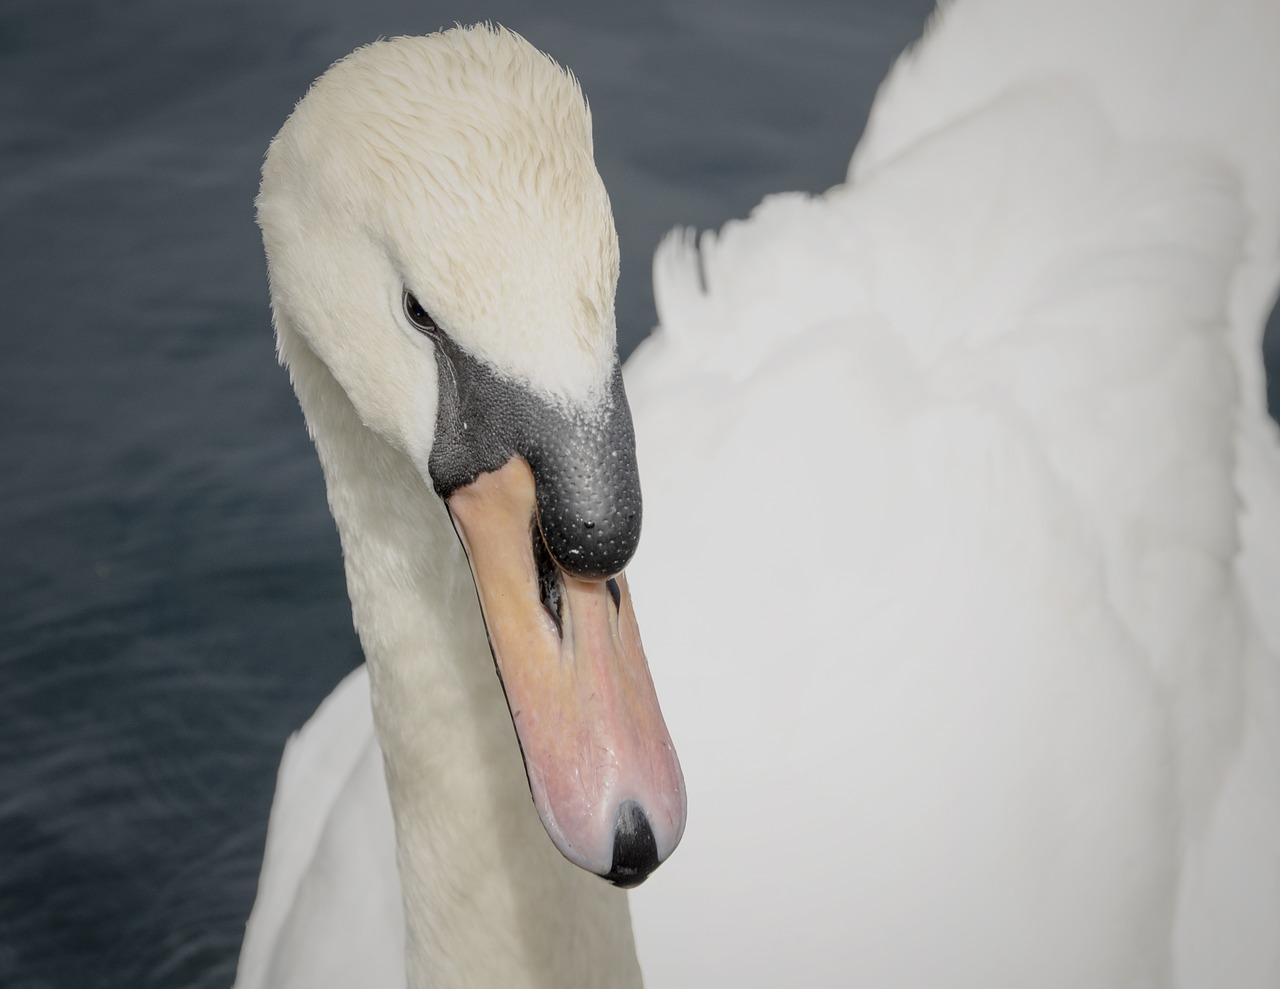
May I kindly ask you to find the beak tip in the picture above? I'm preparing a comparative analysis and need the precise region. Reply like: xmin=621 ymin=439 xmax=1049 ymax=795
xmin=603 ymin=800 xmax=661 ymax=889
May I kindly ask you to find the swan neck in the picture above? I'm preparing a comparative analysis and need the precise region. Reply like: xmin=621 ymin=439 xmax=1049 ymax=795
xmin=279 ymin=320 xmax=641 ymax=987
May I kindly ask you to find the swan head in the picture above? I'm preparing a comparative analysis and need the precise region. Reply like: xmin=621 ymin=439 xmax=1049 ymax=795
xmin=257 ymin=25 xmax=685 ymax=885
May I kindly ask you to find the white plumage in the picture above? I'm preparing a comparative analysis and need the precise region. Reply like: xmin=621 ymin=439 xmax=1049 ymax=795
xmin=238 ymin=1 xmax=1280 ymax=985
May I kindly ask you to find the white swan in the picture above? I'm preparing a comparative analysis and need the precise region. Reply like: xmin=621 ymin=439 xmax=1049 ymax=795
xmin=236 ymin=26 xmax=682 ymax=989
xmin=236 ymin=1 xmax=1280 ymax=986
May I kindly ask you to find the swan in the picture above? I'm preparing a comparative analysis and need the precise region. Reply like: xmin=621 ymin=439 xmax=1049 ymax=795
xmin=236 ymin=25 xmax=684 ymax=988
xmin=236 ymin=1 xmax=1280 ymax=986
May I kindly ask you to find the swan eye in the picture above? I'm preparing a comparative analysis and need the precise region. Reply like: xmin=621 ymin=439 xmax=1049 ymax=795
xmin=403 ymin=291 xmax=440 ymax=336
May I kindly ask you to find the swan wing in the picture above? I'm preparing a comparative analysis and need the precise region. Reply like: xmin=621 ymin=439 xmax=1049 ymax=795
xmin=626 ymin=1 xmax=1280 ymax=985
xmin=234 ymin=667 xmax=402 ymax=989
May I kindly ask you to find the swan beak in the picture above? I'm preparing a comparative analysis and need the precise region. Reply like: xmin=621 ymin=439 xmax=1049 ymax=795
xmin=446 ymin=457 xmax=686 ymax=887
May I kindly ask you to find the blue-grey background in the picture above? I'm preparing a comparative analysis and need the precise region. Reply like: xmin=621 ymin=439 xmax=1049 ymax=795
xmin=1 ymin=1 xmax=1275 ymax=986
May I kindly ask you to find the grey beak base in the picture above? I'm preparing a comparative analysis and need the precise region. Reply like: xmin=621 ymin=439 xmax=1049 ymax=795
xmin=428 ymin=337 xmax=642 ymax=577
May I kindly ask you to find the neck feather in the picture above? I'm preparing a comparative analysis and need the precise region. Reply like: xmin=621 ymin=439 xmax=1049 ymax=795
xmin=277 ymin=318 xmax=641 ymax=988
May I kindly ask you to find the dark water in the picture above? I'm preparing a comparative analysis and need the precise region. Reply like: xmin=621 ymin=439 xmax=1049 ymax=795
xmin=1 ymin=1 xmax=1275 ymax=986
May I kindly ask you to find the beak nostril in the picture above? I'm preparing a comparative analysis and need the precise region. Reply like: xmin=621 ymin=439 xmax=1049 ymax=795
xmin=532 ymin=528 xmax=564 ymax=637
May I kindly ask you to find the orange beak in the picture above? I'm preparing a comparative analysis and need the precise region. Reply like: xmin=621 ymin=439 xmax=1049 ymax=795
xmin=446 ymin=457 xmax=685 ymax=885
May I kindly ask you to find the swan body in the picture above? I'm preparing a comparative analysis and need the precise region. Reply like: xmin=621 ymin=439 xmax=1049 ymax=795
xmin=237 ymin=1 xmax=1280 ymax=986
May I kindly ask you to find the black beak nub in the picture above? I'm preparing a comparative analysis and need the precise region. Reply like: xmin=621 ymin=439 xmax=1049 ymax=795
xmin=605 ymin=800 xmax=659 ymax=888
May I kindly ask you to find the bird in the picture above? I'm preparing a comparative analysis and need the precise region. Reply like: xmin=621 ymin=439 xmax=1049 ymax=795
xmin=235 ymin=1 xmax=1280 ymax=986
xmin=235 ymin=25 xmax=682 ymax=989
